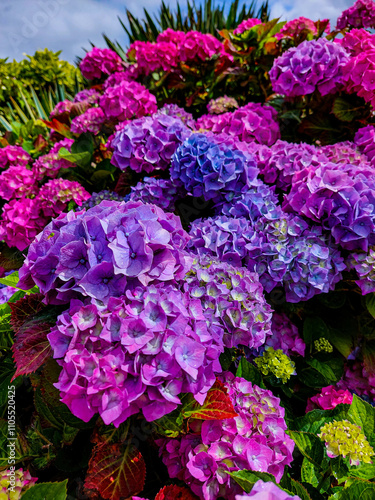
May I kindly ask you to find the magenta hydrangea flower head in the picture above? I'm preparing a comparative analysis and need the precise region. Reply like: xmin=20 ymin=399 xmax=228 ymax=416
xmin=18 ymin=200 xmax=193 ymax=304
xmin=80 ymin=47 xmax=123 ymax=80
xmin=130 ymin=177 xmax=186 ymax=212
xmin=33 ymin=138 xmax=75 ymax=180
xmin=306 ymin=385 xmax=353 ymax=412
xmin=336 ymin=0 xmax=375 ymax=30
xmin=0 ymin=197 xmax=48 ymax=251
xmin=339 ymin=28 xmax=375 ymax=56
xmin=127 ymin=40 xmax=179 ymax=76
xmin=37 ymin=178 xmax=90 ymax=217
xmin=73 ymin=88 xmax=101 ymax=104
xmin=265 ymin=313 xmax=305 ymax=357
xmin=100 ymin=81 xmax=157 ymax=122
xmin=236 ymin=480 xmax=301 ymax=500
xmin=157 ymin=28 xmax=186 ymax=45
xmin=50 ymin=99 xmax=74 ymax=119
xmin=102 ymin=69 xmax=137 ymax=89
xmin=207 ymin=96 xmax=239 ymax=114
xmin=158 ymin=373 xmax=294 ymax=500
xmin=171 ymin=133 xmax=259 ymax=204
xmin=183 ymin=256 xmax=273 ymax=349
xmin=342 ymin=48 xmax=375 ymax=107
xmin=275 ymin=17 xmax=325 ymax=41
xmin=0 ymin=145 xmax=31 ymax=169
xmin=318 ymin=141 xmax=369 ymax=167
xmin=0 ymin=165 xmax=37 ymax=201
xmin=233 ymin=18 xmax=262 ymax=35
xmin=157 ymin=103 xmax=196 ymax=129
xmin=71 ymin=107 xmax=106 ymax=135
xmin=283 ymin=158 xmax=375 ymax=251
xmin=111 ymin=114 xmax=191 ymax=173
xmin=179 ymin=32 xmax=229 ymax=62
xmin=188 ymin=213 xmax=345 ymax=302
xmin=196 ymin=103 xmax=280 ymax=146
xmin=48 ymin=285 xmax=223 ymax=425
xmin=354 ymin=125 xmax=375 ymax=164
xmin=269 ymin=38 xmax=349 ymax=97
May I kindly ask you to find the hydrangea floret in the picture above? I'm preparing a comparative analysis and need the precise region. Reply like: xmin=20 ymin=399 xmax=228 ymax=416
xmin=0 ymin=469 xmax=37 ymax=500
xmin=314 ymin=338 xmax=333 ymax=353
xmin=318 ymin=420 xmax=374 ymax=465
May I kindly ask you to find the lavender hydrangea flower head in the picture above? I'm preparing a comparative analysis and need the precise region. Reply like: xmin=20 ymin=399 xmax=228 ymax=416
xmin=130 ymin=177 xmax=186 ymax=212
xmin=337 ymin=362 xmax=375 ymax=402
xmin=100 ymin=81 xmax=157 ymax=122
xmin=0 ymin=145 xmax=31 ymax=169
xmin=336 ymin=0 xmax=375 ymax=30
xmin=265 ymin=313 xmax=305 ymax=357
xmin=236 ymin=480 xmax=301 ymax=499
xmin=347 ymin=247 xmax=375 ymax=294
xmin=183 ymin=256 xmax=273 ymax=349
xmin=71 ymin=107 xmax=106 ymax=135
xmin=354 ymin=125 xmax=375 ymax=164
xmin=196 ymin=103 xmax=280 ymax=146
xmin=111 ymin=114 xmax=191 ymax=173
xmin=158 ymin=373 xmax=294 ymax=500
xmin=48 ymin=285 xmax=223 ymax=425
xmin=171 ymin=133 xmax=259 ymax=204
xmin=207 ymin=96 xmax=239 ymax=114
xmin=157 ymin=104 xmax=196 ymax=129
xmin=18 ymin=200 xmax=193 ymax=304
xmin=269 ymin=38 xmax=349 ymax=97
xmin=233 ymin=18 xmax=262 ymax=35
xmin=80 ymin=47 xmax=123 ymax=80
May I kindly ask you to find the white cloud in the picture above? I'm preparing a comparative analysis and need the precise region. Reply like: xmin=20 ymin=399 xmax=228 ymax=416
xmin=269 ymin=0 xmax=353 ymax=24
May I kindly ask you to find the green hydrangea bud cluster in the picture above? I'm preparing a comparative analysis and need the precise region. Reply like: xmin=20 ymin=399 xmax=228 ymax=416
xmin=318 ymin=420 xmax=374 ymax=466
xmin=254 ymin=347 xmax=296 ymax=383
xmin=314 ymin=337 xmax=333 ymax=353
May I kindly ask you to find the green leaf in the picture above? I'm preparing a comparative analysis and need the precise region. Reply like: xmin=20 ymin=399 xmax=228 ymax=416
xmin=219 ymin=348 xmax=233 ymax=371
xmin=21 ymin=480 xmax=68 ymax=500
xmin=349 ymin=463 xmax=375 ymax=481
xmin=154 ymin=408 xmax=184 ymax=438
xmin=366 ymin=294 xmax=375 ymax=319
xmin=236 ymin=357 xmax=263 ymax=386
xmin=339 ymin=479 xmax=375 ymax=499
xmin=280 ymin=474 xmax=312 ymax=500
xmin=229 ymin=470 xmax=276 ymax=492
xmin=58 ymin=147 xmax=91 ymax=168
xmin=303 ymin=317 xmax=329 ymax=345
xmin=288 ymin=431 xmax=325 ymax=469
xmin=347 ymin=395 xmax=375 ymax=447
xmin=299 ymin=358 xmax=340 ymax=388
xmin=0 ymin=271 xmax=38 ymax=295
xmin=301 ymin=457 xmax=319 ymax=487
xmin=292 ymin=404 xmax=350 ymax=434
xmin=332 ymin=96 xmax=363 ymax=122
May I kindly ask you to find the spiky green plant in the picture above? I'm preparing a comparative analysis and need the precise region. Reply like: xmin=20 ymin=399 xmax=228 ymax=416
xmin=103 ymin=0 xmax=270 ymax=52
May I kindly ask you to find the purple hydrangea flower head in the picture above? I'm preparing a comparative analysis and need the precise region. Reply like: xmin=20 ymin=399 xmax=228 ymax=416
xmin=347 ymin=247 xmax=375 ymax=294
xmin=233 ymin=18 xmax=262 ymax=35
xmin=48 ymin=285 xmax=224 ymax=425
xmin=157 ymin=104 xmax=196 ymax=129
xmin=318 ymin=141 xmax=369 ymax=167
xmin=130 ymin=177 xmax=186 ymax=212
xmin=82 ymin=190 xmax=128 ymax=209
xmin=188 ymin=213 xmax=345 ymax=302
xmin=337 ymin=362 xmax=375 ymax=402
xmin=207 ymin=96 xmax=239 ymax=114
xmin=183 ymin=256 xmax=273 ymax=349
xmin=33 ymin=139 xmax=75 ymax=180
xmin=171 ymin=133 xmax=259 ymax=204
xmin=336 ymin=0 xmax=375 ymax=30
xmin=284 ymin=158 xmax=375 ymax=251
xmin=158 ymin=373 xmax=294 ymax=500
xmin=71 ymin=107 xmax=106 ymax=135
xmin=18 ymin=200 xmax=193 ymax=304
xmin=80 ymin=47 xmax=123 ymax=80
xmin=265 ymin=313 xmax=305 ymax=357
xmin=355 ymin=125 xmax=375 ymax=164
xmin=0 ymin=145 xmax=31 ymax=169
xmin=0 ymin=286 xmax=18 ymax=304
xmin=73 ymin=88 xmax=101 ymax=104
xmin=196 ymin=103 xmax=280 ymax=146
xmin=100 ymin=81 xmax=157 ymax=122
xmin=236 ymin=480 xmax=301 ymax=499
xmin=269 ymin=38 xmax=349 ymax=97
xmin=111 ymin=114 xmax=191 ymax=173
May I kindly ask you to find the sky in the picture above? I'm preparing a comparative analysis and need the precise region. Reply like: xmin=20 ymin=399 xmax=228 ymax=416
xmin=0 ymin=0 xmax=355 ymax=64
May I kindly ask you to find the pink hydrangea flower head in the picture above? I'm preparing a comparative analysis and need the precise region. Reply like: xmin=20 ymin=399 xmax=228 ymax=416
xmin=33 ymin=138 xmax=75 ymax=180
xmin=207 ymin=96 xmax=239 ymax=114
xmin=0 ymin=145 xmax=31 ymax=169
xmin=275 ymin=17 xmax=320 ymax=41
xmin=342 ymin=48 xmax=375 ymax=107
xmin=233 ymin=18 xmax=262 ymax=35
xmin=127 ymin=40 xmax=179 ymax=76
xmin=0 ymin=165 xmax=37 ymax=201
xmin=38 ymin=178 xmax=90 ymax=217
xmin=100 ymin=81 xmax=157 ymax=122
xmin=179 ymin=31 xmax=229 ymax=62
xmin=73 ymin=88 xmax=101 ymax=104
xmin=306 ymin=385 xmax=353 ymax=412
xmin=158 ymin=373 xmax=294 ymax=500
xmin=80 ymin=47 xmax=123 ymax=80
xmin=71 ymin=107 xmax=106 ymax=135
xmin=157 ymin=28 xmax=186 ymax=45
xmin=50 ymin=99 xmax=74 ymax=119
xmin=338 ymin=28 xmax=375 ymax=56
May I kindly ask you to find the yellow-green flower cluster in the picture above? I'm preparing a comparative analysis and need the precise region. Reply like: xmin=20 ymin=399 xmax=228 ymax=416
xmin=318 ymin=420 xmax=374 ymax=466
xmin=254 ymin=347 xmax=296 ymax=383
xmin=314 ymin=338 xmax=333 ymax=353
xmin=0 ymin=469 xmax=37 ymax=500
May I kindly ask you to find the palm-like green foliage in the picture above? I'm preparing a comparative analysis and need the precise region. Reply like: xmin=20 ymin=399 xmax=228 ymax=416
xmin=104 ymin=0 xmax=270 ymax=51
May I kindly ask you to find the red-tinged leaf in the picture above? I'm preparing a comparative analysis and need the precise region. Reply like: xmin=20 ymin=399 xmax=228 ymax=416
xmin=10 ymin=293 xmax=45 ymax=333
xmin=183 ymin=387 xmax=238 ymax=421
xmin=41 ymin=118 xmax=72 ymax=138
xmin=84 ymin=443 xmax=146 ymax=500
xmin=155 ymin=485 xmax=199 ymax=500
xmin=12 ymin=320 xmax=53 ymax=380
xmin=114 ymin=172 xmax=132 ymax=196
